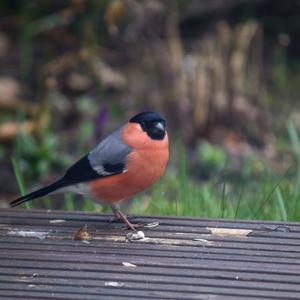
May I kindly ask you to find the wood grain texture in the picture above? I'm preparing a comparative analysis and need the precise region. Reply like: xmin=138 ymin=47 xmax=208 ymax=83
xmin=0 ymin=208 xmax=299 ymax=300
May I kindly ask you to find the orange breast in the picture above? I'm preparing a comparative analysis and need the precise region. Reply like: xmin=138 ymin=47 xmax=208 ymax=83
xmin=89 ymin=123 xmax=169 ymax=203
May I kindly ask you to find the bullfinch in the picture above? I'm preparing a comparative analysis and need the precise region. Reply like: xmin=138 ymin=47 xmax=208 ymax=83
xmin=11 ymin=112 xmax=169 ymax=230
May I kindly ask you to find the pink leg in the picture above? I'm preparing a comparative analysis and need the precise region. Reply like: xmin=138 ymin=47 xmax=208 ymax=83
xmin=110 ymin=204 xmax=144 ymax=231
xmin=111 ymin=205 xmax=122 ymax=220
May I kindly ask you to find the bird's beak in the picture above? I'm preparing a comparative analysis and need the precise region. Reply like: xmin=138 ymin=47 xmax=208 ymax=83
xmin=154 ymin=121 xmax=165 ymax=132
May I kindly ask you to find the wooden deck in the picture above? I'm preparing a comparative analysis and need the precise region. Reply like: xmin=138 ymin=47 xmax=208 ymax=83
xmin=0 ymin=209 xmax=299 ymax=300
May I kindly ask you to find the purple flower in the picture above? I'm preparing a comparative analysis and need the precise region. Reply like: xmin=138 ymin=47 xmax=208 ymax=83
xmin=95 ymin=107 xmax=109 ymax=138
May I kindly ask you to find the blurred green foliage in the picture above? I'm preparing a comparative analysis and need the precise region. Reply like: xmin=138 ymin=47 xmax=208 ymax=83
xmin=11 ymin=120 xmax=300 ymax=222
xmin=2 ymin=0 xmax=300 ymax=222
xmin=197 ymin=142 xmax=228 ymax=177
xmin=14 ymin=132 xmax=70 ymax=179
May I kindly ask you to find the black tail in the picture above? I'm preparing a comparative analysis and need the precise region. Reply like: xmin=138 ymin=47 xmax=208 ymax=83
xmin=10 ymin=180 xmax=66 ymax=207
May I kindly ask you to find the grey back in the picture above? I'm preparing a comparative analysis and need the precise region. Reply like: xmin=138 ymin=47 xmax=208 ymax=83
xmin=88 ymin=128 xmax=132 ymax=176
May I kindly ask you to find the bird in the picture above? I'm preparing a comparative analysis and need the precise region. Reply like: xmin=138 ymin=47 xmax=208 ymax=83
xmin=10 ymin=111 xmax=169 ymax=230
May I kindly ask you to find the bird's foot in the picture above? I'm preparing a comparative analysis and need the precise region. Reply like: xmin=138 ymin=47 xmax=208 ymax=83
xmin=110 ymin=204 xmax=159 ymax=231
xmin=123 ymin=219 xmax=160 ymax=230
xmin=108 ymin=212 xmax=143 ymax=229
xmin=124 ymin=221 xmax=145 ymax=231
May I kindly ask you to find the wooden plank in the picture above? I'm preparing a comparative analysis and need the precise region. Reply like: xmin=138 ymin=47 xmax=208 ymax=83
xmin=1 ymin=228 xmax=300 ymax=254
xmin=2 ymin=235 xmax=300 ymax=260
xmin=1 ymin=216 xmax=300 ymax=241
xmin=0 ymin=280 xmax=299 ymax=299
xmin=1 ymin=242 xmax=300 ymax=265
xmin=0 ymin=217 xmax=299 ymax=246
xmin=0 ymin=291 xmax=274 ymax=300
xmin=1 ymin=267 xmax=300 ymax=292
xmin=0 ymin=237 xmax=299 ymax=263
xmin=1 ymin=260 xmax=300 ymax=284
xmin=0 ymin=210 xmax=299 ymax=242
xmin=0 ymin=208 xmax=300 ymax=299
xmin=2 ymin=208 xmax=300 ymax=231
xmin=1 ymin=254 xmax=300 ymax=278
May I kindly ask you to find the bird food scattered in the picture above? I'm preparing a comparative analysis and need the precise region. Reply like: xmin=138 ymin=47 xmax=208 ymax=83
xmin=105 ymin=281 xmax=124 ymax=287
xmin=49 ymin=219 xmax=66 ymax=224
xmin=73 ymin=226 xmax=92 ymax=241
xmin=126 ymin=230 xmax=146 ymax=241
xmin=122 ymin=262 xmax=137 ymax=267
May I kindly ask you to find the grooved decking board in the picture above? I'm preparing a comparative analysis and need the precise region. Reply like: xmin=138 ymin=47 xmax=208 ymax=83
xmin=0 ymin=209 xmax=299 ymax=300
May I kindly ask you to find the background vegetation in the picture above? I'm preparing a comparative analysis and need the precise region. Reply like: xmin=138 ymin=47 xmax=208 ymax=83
xmin=1 ymin=0 xmax=300 ymax=221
